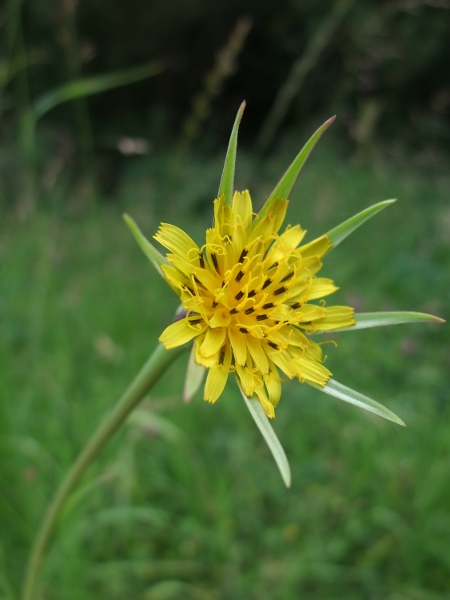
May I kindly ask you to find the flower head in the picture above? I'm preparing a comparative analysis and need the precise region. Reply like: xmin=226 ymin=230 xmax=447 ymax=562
xmin=126 ymin=104 xmax=443 ymax=485
xmin=155 ymin=190 xmax=355 ymax=418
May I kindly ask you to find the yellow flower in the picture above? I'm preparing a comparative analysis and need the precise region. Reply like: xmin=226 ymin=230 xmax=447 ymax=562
xmin=155 ymin=189 xmax=355 ymax=418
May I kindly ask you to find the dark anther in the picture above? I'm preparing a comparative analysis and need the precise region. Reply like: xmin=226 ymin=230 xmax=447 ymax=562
xmin=256 ymin=314 xmax=268 ymax=321
xmin=219 ymin=348 xmax=225 ymax=365
xmin=245 ymin=307 xmax=255 ymax=315
xmin=239 ymin=248 xmax=248 ymax=263
xmin=189 ymin=318 xmax=203 ymax=325
xmin=262 ymin=278 xmax=272 ymax=290
xmin=212 ymin=301 xmax=218 ymax=308
xmin=211 ymin=253 xmax=220 ymax=272
xmin=235 ymin=291 xmax=244 ymax=301
xmin=269 ymin=262 xmax=278 ymax=270
xmin=240 ymin=327 xmax=249 ymax=333
xmin=199 ymin=253 xmax=205 ymax=268
xmin=230 ymin=308 xmax=239 ymax=314
xmin=193 ymin=275 xmax=203 ymax=287
xmin=268 ymin=341 xmax=278 ymax=350
xmin=248 ymin=290 xmax=256 ymax=298
xmin=235 ymin=270 xmax=244 ymax=283
xmin=291 ymin=302 xmax=301 ymax=309
xmin=273 ymin=286 xmax=286 ymax=296
xmin=262 ymin=302 xmax=274 ymax=310
xmin=280 ymin=271 xmax=294 ymax=283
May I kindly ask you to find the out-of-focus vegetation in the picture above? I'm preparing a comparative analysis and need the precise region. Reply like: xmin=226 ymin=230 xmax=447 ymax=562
xmin=1 ymin=0 xmax=449 ymax=212
xmin=1 ymin=1 xmax=449 ymax=599
xmin=2 ymin=143 xmax=449 ymax=599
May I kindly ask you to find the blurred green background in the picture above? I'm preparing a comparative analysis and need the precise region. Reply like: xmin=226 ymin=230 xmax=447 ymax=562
xmin=1 ymin=1 xmax=449 ymax=599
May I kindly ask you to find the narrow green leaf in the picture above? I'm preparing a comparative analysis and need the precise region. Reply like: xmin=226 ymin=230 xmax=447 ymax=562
xmin=331 ymin=311 xmax=445 ymax=332
xmin=327 ymin=199 xmax=395 ymax=247
xmin=255 ymin=116 xmax=335 ymax=224
xmin=33 ymin=61 xmax=165 ymax=121
xmin=183 ymin=345 xmax=206 ymax=403
xmin=311 ymin=378 xmax=406 ymax=426
xmin=238 ymin=384 xmax=291 ymax=487
xmin=218 ymin=101 xmax=246 ymax=205
xmin=123 ymin=214 xmax=169 ymax=277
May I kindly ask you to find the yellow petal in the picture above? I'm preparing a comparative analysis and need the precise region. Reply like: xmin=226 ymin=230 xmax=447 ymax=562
xmin=297 ymin=356 xmax=331 ymax=386
xmin=155 ymin=223 xmax=199 ymax=260
xmin=159 ymin=318 xmax=205 ymax=349
xmin=254 ymin=385 xmax=275 ymax=418
xmin=246 ymin=336 xmax=269 ymax=374
xmin=228 ymin=327 xmax=247 ymax=365
xmin=266 ymin=348 xmax=298 ymax=379
xmin=307 ymin=278 xmax=338 ymax=300
xmin=199 ymin=327 xmax=227 ymax=357
xmin=299 ymin=234 xmax=332 ymax=259
xmin=232 ymin=190 xmax=253 ymax=233
xmin=266 ymin=225 xmax=305 ymax=264
xmin=264 ymin=366 xmax=281 ymax=407
xmin=309 ymin=306 xmax=355 ymax=331
xmin=204 ymin=344 xmax=231 ymax=403
xmin=209 ymin=307 xmax=232 ymax=328
xmin=235 ymin=363 xmax=256 ymax=397
xmin=250 ymin=197 xmax=289 ymax=242
xmin=194 ymin=336 xmax=217 ymax=368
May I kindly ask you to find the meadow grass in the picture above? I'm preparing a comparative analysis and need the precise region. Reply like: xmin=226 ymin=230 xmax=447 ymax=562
xmin=1 ymin=143 xmax=448 ymax=600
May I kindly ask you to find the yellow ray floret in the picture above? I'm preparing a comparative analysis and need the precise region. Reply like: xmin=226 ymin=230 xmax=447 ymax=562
xmin=155 ymin=190 xmax=355 ymax=417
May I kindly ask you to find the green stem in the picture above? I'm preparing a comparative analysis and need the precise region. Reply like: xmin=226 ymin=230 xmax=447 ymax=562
xmin=22 ymin=343 xmax=186 ymax=600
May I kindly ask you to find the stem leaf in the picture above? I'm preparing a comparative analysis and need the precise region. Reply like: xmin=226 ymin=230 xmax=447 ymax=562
xmin=218 ymin=101 xmax=246 ymax=205
xmin=310 ymin=378 xmax=405 ymax=426
xmin=255 ymin=116 xmax=335 ymax=223
xmin=333 ymin=311 xmax=445 ymax=332
xmin=183 ymin=345 xmax=206 ymax=403
xmin=123 ymin=214 xmax=169 ymax=277
xmin=327 ymin=199 xmax=395 ymax=247
xmin=239 ymin=385 xmax=291 ymax=487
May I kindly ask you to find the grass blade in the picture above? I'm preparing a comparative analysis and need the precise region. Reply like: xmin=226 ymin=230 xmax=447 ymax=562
xmin=254 ymin=116 xmax=335 ymax=223
xmin=123 ymin=214 xmax=169 ymax=277
xmin=239 ymin=385 xmax=291 ymax=487
xmin=32 ymin=60 xmax=165 ymax=121
xmin=311 ymin=378 xmax=405 ymax=426
xmin=218 ymin=101 xmax=246 ymax=205
xmin=327 ymin=199 xmax=396 ymax=247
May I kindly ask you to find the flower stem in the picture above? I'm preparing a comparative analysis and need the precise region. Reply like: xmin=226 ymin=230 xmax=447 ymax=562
xmin=22 ymin=343 xmax=186 ymax=600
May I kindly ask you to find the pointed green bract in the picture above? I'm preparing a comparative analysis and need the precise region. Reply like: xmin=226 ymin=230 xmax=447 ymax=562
xmin=311 ymin=378 xmax=405 ymax=426
xmin=254 ymin=116 xmax=335 ymax=225
xmin=218 ymin=101 xmax=246 ymax=206
xmin=327 ymin=199 xmax=396 ymax=247
xmin=123 ymin=214 xmax=169 ymax=277
xmin=183 ymin=345 xmax=206 ymax=403
xmin=331 ymin=311 xmax=445 ymax=332
xmin=239 ymin=385 xmax=291 ymax=487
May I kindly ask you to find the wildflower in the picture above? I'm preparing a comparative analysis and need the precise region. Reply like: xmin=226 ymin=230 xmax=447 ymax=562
xmin=155 ymin=190 xmax=354 ymax=418
xmin=125 ymin=102 xmax=442 ymax=485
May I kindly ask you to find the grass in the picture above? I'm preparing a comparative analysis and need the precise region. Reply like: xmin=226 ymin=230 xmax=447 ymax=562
xmin=1 ymin=141 xmax=449 ymax=600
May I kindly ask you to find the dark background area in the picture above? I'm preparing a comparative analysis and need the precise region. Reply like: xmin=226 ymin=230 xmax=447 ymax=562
xmin=2 ymin=0 xmax=449 ymax=211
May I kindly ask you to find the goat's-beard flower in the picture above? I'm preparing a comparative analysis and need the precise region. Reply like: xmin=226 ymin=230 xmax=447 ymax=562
xmin=155 ymin=190 xmax=354 ymax=418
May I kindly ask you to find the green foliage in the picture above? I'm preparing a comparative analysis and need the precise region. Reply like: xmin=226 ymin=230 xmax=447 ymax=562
xmin=1 ymin=148 xmax=448 ymax=599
